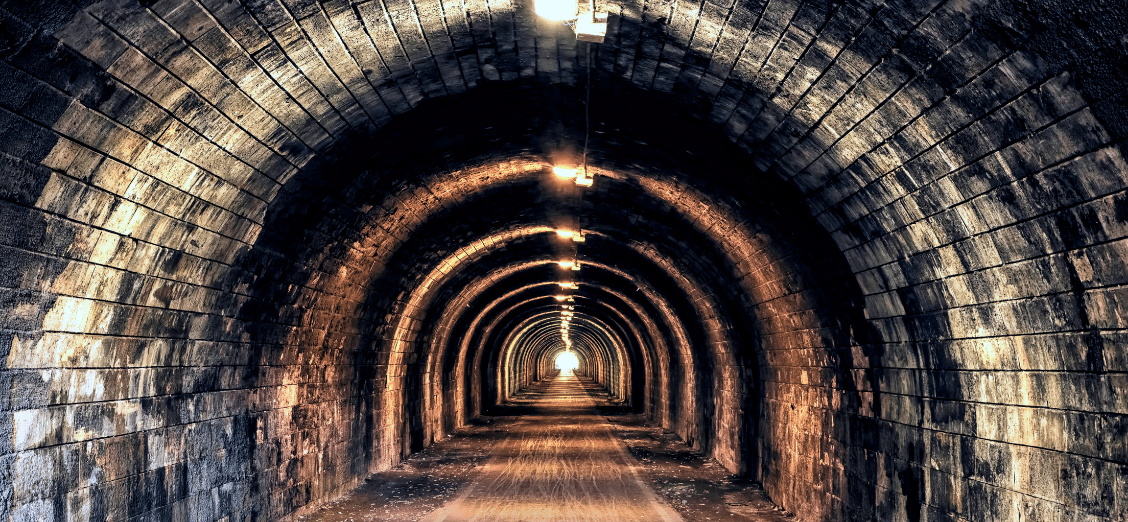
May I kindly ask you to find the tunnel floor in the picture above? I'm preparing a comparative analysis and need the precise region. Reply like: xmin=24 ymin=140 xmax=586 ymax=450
xmin=300 ymin=373 xmax=791 ymax=521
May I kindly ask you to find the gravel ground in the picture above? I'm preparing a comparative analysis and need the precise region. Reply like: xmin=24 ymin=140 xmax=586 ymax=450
xmin=295 ymin=425 xmax=494 ymax=522
xmin=602 ymin=409 xmax=794 ymax=522
xmin=300 ymin=386 xmax=790 ymax=522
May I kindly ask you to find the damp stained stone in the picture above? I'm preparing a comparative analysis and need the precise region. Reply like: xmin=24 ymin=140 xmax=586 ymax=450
xmin=0 ymin=0 xmax=1125 ymax=521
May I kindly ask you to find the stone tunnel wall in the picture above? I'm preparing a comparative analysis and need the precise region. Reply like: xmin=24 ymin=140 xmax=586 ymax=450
xmin=0 ymin=3 xmax=333 ymax=521
xmin=1 ymin=0 xmax=1127 ymax=521
xmin=693 ymin=4 xmax=1128 ymax=521
xmin=721 ymin=1 xmax=1128 ymax=519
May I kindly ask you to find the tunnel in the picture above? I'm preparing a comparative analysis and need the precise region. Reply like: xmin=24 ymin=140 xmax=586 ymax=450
xmin=0 ymin=0 xmax=1126 ymax=520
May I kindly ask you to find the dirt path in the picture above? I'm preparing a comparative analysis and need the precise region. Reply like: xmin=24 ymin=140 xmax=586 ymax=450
xmin=301 ymin=372 xmax=789 ymax=522
xmin=420 ymin=373 xmax=682 ymax=522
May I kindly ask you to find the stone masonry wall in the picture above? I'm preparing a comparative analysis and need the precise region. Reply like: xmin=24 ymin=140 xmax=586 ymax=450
xmin=0 ymin=0 xmax=1126 ymax=521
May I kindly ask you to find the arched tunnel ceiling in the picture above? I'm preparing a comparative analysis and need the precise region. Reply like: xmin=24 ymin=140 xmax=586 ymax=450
xmin=1 ymin=0 xmax=1127 ymax=521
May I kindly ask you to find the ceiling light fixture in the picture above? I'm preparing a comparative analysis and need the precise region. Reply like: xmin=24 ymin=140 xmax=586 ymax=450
xmin=535 ymin=0 xmax=576 ymax=21
xmin=553 ymin=166 xmax=578 ymax=178
xmin=553 ymin=229 xmax=587 ymax=242
xmin=574 ymin=9 xmax=608 ymax=43
xmin=558 ymin=260 xmax=575 ymax=268
xmin=536 ymin=0 xmax=607 ymax=42
xmin=555 ymin=166 xmax=595 ymax=186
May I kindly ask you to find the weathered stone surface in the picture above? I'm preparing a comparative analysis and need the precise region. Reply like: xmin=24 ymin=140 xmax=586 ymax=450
xmin=0 ymin=0 xmax=1125 ymax=521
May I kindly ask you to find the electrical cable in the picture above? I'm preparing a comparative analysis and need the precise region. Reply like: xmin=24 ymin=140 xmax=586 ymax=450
xmin=583 ymin=40 xmax=591 ymax=178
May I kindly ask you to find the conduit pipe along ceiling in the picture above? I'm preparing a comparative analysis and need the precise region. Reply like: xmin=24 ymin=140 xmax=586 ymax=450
xmin=1 ymin=0 xmax=1127 ymax=521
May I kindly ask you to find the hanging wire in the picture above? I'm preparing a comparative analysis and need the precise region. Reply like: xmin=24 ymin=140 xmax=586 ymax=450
xmin=583 ymin=40 xmax=591 ymax=178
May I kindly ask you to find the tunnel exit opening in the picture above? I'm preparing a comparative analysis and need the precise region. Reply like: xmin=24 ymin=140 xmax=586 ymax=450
xmin=554 ymin=350 xmax=580 ymax=373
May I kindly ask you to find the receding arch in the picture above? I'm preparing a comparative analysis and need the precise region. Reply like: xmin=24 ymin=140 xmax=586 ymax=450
xmin=3 ymin=2 xmax=1125 ymax=520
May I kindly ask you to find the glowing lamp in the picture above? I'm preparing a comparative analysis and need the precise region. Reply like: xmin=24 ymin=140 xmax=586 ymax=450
xmin=554 ymin=295 xmax=568 ymax=301
xmin=535 ymin=0 xmax=576 ymax=20
xmin=575 ymin=9 xmax=608 ymax=43
xmin=553 ymin=166 xmax=578 ymax=178
xmin=556 ymin=229 xmax=575 ymax=238
xmin=558 ymin=282 xmax=577 ymax=289
xmin=536 ymin=0 xmax=607 ymax=42
xmin=558 ymin=260 xmax=575 ymax=268
xmin=555 ymin=351 xmax=579 ymax=371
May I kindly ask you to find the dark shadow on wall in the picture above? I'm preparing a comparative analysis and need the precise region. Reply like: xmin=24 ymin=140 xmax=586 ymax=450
xmin=228 ymin=76 xmax=879 ymax=518
xmin=218 ymin=0 xmax=1128 ymax=499
xmin=0 ymin=0 xmax=1125 ymax=518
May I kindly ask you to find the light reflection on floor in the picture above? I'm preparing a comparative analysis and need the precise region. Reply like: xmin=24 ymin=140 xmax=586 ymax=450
xmin=420 ymin=373 xmax=682 ymax=522
xmin=302 ymin=372 xmax=798 ymax=522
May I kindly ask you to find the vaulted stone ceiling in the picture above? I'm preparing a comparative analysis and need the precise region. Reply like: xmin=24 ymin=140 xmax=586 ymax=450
xmin=0 ymin=0 xmax=1126 ymax=520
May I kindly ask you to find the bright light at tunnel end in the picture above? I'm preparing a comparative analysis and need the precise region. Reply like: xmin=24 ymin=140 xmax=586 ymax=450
xmin=555 ymin=351 xmax=580 ymax=372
